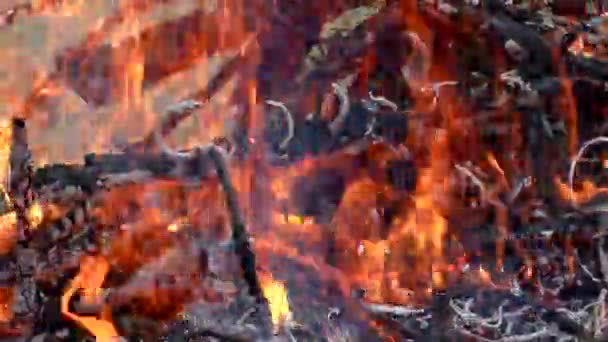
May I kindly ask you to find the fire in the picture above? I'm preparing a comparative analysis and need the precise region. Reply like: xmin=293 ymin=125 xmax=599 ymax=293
xmin=61 ymin=255 xmax=119 ymax=342
xmin=272 ymin=212 xmax=314 ymax=225
xmin=259 ymin=272 xmax=292 ymax=333
xmin=167 ymin=216 xmax=188 ymax=232
xmin=555 ymin=178 xmax=608 ymax=205
xmin=26 ymin=201 xmax=44 ymax=228
xmin=0 ymin=118 xmax=11 ymax=192
xmin=0 ymin=211 xmax=17 ymax=255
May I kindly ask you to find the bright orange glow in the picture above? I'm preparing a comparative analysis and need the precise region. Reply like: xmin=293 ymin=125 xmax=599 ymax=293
xmin=167 ymin=216 xmax=188 ymax=232
xmin=62 ymin=255 xmax=118 ymax=342
xmin=26 ymin=201 xmax=44 ymax=228
xmin=272 ymin=212 xmax=315 ymax=225
xmin=0 ymin=211 xmax=17 ymax=255
xmin=259 ymin=271 xmax=292 ymax=332
xmin=0 ymin=118 xmax=11 ymax=192
xmin=555 ymin=178 xmax=608 ymax=205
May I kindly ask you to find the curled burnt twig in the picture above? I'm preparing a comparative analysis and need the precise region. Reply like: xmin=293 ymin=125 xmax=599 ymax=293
xmin=450 ymin=298 xmax=564 ymax=342
xmin=265 ymin=100 xmax=295 ymax=150
xmin=368 ymin=91 xmax=398 ymax=111
xmin=401 ymin=31 xmax=431 ymax=90
xmin=363 ymin=302 xmax=427 ymax=317
xmin=421 ymin=81 xmax=459 ymax=112
xmin=568 ymin=136 xmax=608 ymax=206
xmin=555 ymin=289 xmax=608 ymax=339
xmin=328 ymin=82 xmax=351 ymax=136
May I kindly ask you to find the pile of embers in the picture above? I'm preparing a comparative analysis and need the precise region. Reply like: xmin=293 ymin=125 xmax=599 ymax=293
xmin=6 ymin=0 xmax=608 ymax=341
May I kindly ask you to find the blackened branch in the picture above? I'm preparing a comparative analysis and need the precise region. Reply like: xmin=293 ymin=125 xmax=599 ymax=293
xmin=207 ymin=147 xmax=262 ymax=298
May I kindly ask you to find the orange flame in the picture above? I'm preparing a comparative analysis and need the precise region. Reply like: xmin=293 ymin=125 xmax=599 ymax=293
xmin=61 ymin=255 xmax=118 ymax=342
xmin=0 ymin=118 xmax=11 ymax=192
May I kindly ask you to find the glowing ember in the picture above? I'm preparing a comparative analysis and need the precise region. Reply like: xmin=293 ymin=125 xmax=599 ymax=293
xmin=260 ymin=272 xmax=292 ymax=333
xmin=167 ymin=216 xmax=188 ymax=232
xmin=0 ymin=211 xmax=17 ymax=254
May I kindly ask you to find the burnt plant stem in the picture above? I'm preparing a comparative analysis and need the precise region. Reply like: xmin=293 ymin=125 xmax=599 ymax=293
xmin=9 ymin=118 xmax=35 ymax=240
xmin=207 ymin=147 xmax=263 ymax=299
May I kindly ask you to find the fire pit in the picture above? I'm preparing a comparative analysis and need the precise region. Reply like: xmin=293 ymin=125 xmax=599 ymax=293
xmin=3 ymin=0 xmax=608 ymax=341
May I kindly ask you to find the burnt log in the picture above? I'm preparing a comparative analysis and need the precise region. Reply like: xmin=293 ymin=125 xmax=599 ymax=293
xmin=484 ymin=13 xmax=555 ymax=79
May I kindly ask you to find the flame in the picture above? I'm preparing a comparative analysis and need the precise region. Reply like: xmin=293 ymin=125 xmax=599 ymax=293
xmin=61 ymin=255 xmax=118 ymax=342
xmin=0 ymin=118 xmax=11 ymax=192
xmin=0 ymin=211 xmax=17 ymax=255
xmin=260 ymin=272 xmax=292 ymax=333
xmin=26 ymin=201 xmax=44 ymax=228
xmin=272 ymin=213 xmax=314 ymax=225
xmin=0 ymin=209 xmax=16 ymax=323
xmin=167 ymin=216 xmax=188 ymax=232
xmin=478 ymin=266 xmax=492 ymax=285
xmin=555 ymin=178 xmax=608 ymax=205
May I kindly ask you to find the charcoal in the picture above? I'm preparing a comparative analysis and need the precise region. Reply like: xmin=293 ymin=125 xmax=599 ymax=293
xmin=33 ymin=165 xmax=97 ymax=192
xmin=295 ymin=118 xmax=333 ymax=157
xmin=567 ymin=54 xmax=608 ymax=80
xmin=291 ymin=169 xmax=346 ymax=221
xmin=338 ymin=102 xmax=373 ymax=141
xmin=385 ymin=159 xmax=416 ymax=192
xmin=486 ymin=14 xmax=554 ymax=79
xmin=373 ymin=111 xmax=409 ymax=145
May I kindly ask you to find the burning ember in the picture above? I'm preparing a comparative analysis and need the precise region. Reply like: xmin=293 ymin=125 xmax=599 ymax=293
xmin=5 ymin=0 xmax=608 ymax=341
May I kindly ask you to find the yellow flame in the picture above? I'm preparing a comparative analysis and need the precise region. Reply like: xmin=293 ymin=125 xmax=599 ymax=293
xmin=260 ymin=273 xmax=291 ymax=333
xmin=0 ymin=119 xmax=11 ymax=192
xmin=26 ymin=202 xmax=44 ymax=228
xmin=272 ymin=212 xmax=314 ymax=225
xmin=167 ymin=216 xmax=188 ymax=232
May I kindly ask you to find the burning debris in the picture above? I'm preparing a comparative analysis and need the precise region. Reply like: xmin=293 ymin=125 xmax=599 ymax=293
xmin=6 ymin=0 xmax=608 ymax=341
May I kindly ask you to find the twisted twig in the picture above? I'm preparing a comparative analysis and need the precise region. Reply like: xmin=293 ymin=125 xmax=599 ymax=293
xmin=568 ymin=136 xmax=608 ymax=206
xmin=328 ymin=82 xmax=351 ymax=136
xmin=265 ymin=100 xmax=295 ymax=150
